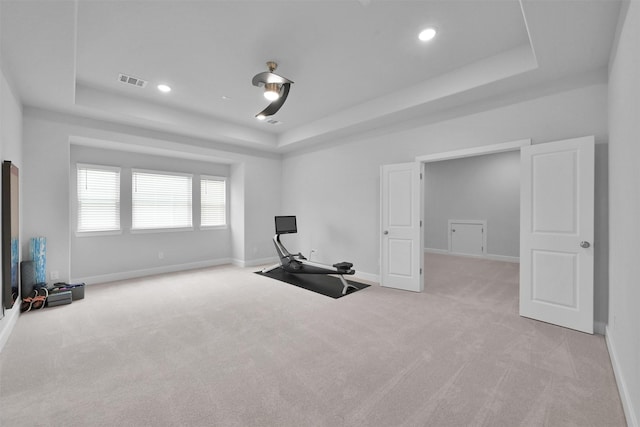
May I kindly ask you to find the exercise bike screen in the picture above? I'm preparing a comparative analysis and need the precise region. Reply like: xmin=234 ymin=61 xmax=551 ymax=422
xmin=275 ymin=216 xmax=297 ymax=234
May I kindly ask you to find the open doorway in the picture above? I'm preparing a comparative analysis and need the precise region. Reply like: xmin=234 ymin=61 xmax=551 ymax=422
xmin=382 ymin=137 xmax=595 ymax=333
xmin=422 ymin=149 xmax=521 ymax=309
xmin=415 ymin=140 xmax=528 ymax=307
xmin=380 ymin=140 xmax=528 ymax=293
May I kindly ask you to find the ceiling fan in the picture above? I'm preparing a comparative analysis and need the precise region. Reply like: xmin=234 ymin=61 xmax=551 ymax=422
xmin=251 ymin=61 xmax=293 ymax=119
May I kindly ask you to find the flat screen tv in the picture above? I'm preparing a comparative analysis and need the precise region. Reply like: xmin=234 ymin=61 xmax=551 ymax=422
xmin=275 ymin=216 xmax=297 ymax=234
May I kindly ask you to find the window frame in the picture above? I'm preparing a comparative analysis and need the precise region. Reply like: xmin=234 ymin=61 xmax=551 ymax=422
xmin=199 ymin=175 xmax=228 ymax=230
xmin=75 ymin=163 xmax=122 ymax=236
xmin=131 ymin=168 xmax=194 ymax=233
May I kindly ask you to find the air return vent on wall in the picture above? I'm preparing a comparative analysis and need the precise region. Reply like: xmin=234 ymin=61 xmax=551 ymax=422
xmin=118 ymin=73 xmax=148 ymax=88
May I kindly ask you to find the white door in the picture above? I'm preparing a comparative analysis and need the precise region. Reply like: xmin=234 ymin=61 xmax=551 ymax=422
xmin=450 ymin=221 xmax=485 ymax=256
xmin=520 ymin=136 xmax=594 ymax=333
xmin=380 ymin=163 xmax=423 ymax=292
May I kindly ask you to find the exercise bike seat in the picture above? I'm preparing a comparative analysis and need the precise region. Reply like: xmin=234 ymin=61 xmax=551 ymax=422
xmin=333 ymin=262 xmax=354 ymax=271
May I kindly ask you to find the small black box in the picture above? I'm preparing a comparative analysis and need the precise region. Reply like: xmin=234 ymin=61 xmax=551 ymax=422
xmin=47 ymin=290 xmax=72 ymax=307
xmin=52 ymin=283 xmax=85 ymax=301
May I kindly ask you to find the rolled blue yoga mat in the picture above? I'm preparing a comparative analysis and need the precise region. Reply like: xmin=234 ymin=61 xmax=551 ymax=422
xmin=30 ymin=237 xmax=47 ymax=284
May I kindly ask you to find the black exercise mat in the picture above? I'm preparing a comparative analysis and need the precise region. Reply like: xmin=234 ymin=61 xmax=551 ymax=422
xmin=255 ymin=269 xmax=369 ymax=299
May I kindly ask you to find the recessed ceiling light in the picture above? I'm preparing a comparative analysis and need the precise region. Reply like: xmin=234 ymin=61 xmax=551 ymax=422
xmin=418 ymin=28 xmax=437 ymax=42
xmin=221 ymin=95 xmax=231 ymax=101
xmin=157 ymin=84 xmax=172 ymax=93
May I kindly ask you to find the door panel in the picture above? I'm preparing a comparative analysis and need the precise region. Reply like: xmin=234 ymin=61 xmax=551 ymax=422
xmin=532 ymin=150 xmax=577 ymax=233
xmin=388 ymin=170 xmax=413 ymax=226
xmin=532 ymin=250 xmax=577 ymax=307
xmin=520 ymin=136 xmax=594 ymax=333
xmin=388 ymin=239 xmax=413 ymax=276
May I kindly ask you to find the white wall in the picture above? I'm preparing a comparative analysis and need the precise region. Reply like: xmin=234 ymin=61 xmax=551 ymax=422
xmin=0 ymin=64 xmax=23 ymax=349
xmin=607 ymin=1 xmax=640 ymax=425
xmin=243 ymin=156 xmax=284 ymax=265
xmin=424 ymin=151 xmax=520 ymax=258
xmin=230 ymin=162 xmax=245 ymax=264
xmin=69 ymin=145 xmax=231 ymax=282
xmin=282 ymin=83 xmax=609 ymax=324
xmin=22 ymin=109 xmax=282 ymax=285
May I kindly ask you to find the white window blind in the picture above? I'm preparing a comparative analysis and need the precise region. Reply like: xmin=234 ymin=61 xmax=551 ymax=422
xmin=201 ymin=176 xmax=226 ymax=227
xmin=132 ymin=170 xmax=193 ymax=230
xmin=77 ymin=164 xmax=121 ymax=233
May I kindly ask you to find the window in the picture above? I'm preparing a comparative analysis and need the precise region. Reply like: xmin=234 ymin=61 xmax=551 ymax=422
xmin=132 ymin=170 xmax=192 ymax=230
xmin=201 ymin=176 xmax=226 ymax=227
xmin=77 ymin=164 xmax=121 ymax=233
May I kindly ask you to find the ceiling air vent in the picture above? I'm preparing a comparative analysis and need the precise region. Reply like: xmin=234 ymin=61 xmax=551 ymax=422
xmin=265 ymin=119 xmax=282 ymax=125
xmin=118 ymin=73 xmax=148 ymax=88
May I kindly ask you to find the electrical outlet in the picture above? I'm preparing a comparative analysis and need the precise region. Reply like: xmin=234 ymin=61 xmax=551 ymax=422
xmin=158 ymin=251 xmax=164 ymax=260
xmin=50 ymin=271 xmax=59 ymax=281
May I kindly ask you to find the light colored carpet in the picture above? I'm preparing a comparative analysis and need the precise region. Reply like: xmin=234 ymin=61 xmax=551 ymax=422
xmin=0 ymin=254 xmax=625 ymax=426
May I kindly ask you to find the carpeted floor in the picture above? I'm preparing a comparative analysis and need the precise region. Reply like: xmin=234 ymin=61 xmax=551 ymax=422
xmin=0 ymin=254 xmax=626 ymax=426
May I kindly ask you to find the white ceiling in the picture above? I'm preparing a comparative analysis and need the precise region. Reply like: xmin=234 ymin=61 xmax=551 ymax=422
xmin=0 ymin=0 xmax=622 ymax=154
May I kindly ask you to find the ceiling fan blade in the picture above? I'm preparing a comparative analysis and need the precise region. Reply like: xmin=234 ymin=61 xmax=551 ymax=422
xmin=252 ymin=71 xmax=294 ymax=87
xmin=256 ymin=83 xmax=291 ymax=117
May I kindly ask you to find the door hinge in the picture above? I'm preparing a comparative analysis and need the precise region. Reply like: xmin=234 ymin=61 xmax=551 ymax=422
xmin=420 ymin=220 xmax=422 ymax=227
xmin=420 ymin=173 xmax=423 ymax=179
xmin=420 ymin=268 xmax=422 ymax=275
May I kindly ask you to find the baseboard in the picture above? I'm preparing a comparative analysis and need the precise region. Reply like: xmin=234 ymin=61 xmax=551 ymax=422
xmin=605 ymin=326 xmax=638 ymax=427
xmin=0 ymin=306 xmax=20 ymax=353
xmin=483 ymin=254 xmax=519 ymax=263
xmin=424 ymin=248 xmax=520 ymax=263
xmin=71 ymin=258 xmax=232 ymax=285
xmin=424 ymin=247 xmax=449 ymax=255
xmin=353 ymin=271 xmax=379 ymax=284
xmin=232 ymin=256 xmax=279 ymax=268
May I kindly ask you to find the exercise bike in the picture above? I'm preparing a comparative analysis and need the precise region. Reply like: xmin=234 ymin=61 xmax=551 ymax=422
xmin=261 ymin=216 xmax=359 ymax=295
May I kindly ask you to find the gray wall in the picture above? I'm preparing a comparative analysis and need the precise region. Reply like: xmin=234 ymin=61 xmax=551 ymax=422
xmin=282 ymin=83 xmax=610 ymax=328
xmin=70 ymin=145 xmax=230 ymax=280
xmin=21 ymin=108 xmax=283 ymax=285
xmin=607 ymin=1 xmax=639 ymax=424
xmin=424 ymin=150 xmax=520 ymax=258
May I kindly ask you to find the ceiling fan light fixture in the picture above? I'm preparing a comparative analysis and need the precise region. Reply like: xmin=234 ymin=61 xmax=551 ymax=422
xmin=252 ymin=61 xmax=293 ymax=118
xmin=264 ymin=83 xmax=280 ymax=101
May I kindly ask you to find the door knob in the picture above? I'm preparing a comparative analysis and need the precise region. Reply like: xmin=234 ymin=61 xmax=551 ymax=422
xmin=580 ymin=241 xmax=591 ymax=248
xmin=383 ymin=230 xmax=389 ymax=235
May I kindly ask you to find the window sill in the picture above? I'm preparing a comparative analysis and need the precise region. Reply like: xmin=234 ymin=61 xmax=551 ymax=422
xmin=75 ymin=230 xmax=123 ymax=238
xmin=199 ymin=225 xmax=228 ymax=231
xmin=131 ymin=227 xmax=194 ymax=234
